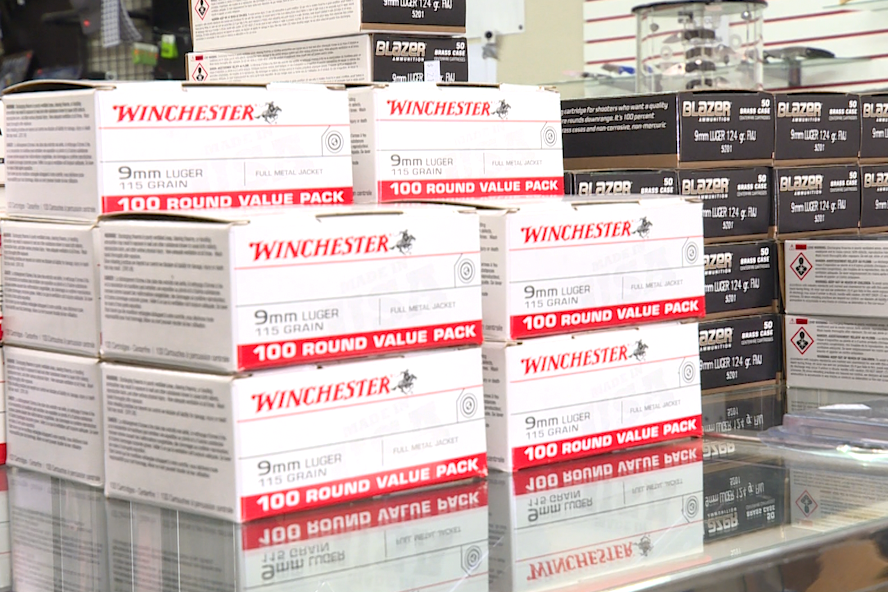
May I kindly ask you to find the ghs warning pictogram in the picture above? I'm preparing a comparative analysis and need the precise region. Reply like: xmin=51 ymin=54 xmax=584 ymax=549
xmin=796 ymin=490 xmax=818 ymax=517
xmin=195 ymin=0 xmax=209 ymax=20
xmin=792 ymin=253 xmax=812 ymax=281
xmin=192 ymin=63 xmax=208 ymax=82
xmin=791 ymin=327 xmax=813 ymax=355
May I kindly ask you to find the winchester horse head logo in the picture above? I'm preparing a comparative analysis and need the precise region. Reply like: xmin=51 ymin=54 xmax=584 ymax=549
xmin=637 ymin=535 xmax=653 ymax=557
xmin=259 ymin=101 xmax=282 ymax=124
xmin=396 ymin=370 xmax=417 ymax=394
xmin=394 ymin=230 xmax=416 ymax=255
xmin=631 ymin=340 xmax=649 ymax=362
xmin=493 ymin=100 xmax=511 ymax=119
xmin=633 ymin=217 xmax=653 ymax=239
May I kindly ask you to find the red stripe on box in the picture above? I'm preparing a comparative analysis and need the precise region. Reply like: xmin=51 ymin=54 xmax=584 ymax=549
xmin=240 ymin=453 xmax=487 ymax=521
xmin=511 ymin=416 xmax=703 ymax=471
xmin=240 ymin=480 xmax=488 ymax=549
xmin=510 ymin=439 xmax=703 ymax=494
xmin=237 ymin=320 xmax=482 ymax=370
xmin=102 ymin=187 xmax=354 ymax=212
xmin=377 ymin=177 xmax=562 ymax=202
xmin=509 ymin=296 xmax=705 ymax=339
xmin=0 ymin=445 xmax=6 ymax=470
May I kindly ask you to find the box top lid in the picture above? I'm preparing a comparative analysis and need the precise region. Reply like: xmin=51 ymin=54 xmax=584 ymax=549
xmin=98 ymin=203 xmax=476 ymax=225
xmin=353 ymin=81 xmax=558 ymax=94
xmin=774 ymin=90 xmax=859 ymax=97
xmin=3 ymin=79 xmax=346 ymax=96
xmin=470 ymin=195 xmax=700 ymax=215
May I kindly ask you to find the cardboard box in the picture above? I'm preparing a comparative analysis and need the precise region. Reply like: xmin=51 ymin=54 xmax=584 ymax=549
xmin=99 ymin=205 xmax=481 ymax=373
xmin=108 ymin=480 xmax=487 ymax=592
xmin=3 ymin=81 xmax=353 ymax=221
xmin=785 ymin=315 xmax=888 ymax=394
xmin=103 ymin=347 xmax=486 ymax=522
xmin=702 ymin=385 xmax=784 ymax=436
xmin=478 ymin=198 xmax=705 ymax=341
xmin=704 ymin=241 xmax=778 ymax=318
xmin=679 ymin=167 xmax=773 ymax=242
xmin=704 ymin=453 xmax=786 ymax=542
xmin=784 ymin=237 xmax=888 ymax=318
xmin=488 ymin=440 xmax=703 ymax=592
xmin=861 ymin=93 xmax=888 ymax=163
xmin=0 ymin=350 xmax=4 ymax=466
xmin=0 ymin=220 xmax=99 ymax=356
xmin=787 ymin=387 xmax=885 ymax=413
xmin=565 ymin=169 xmax=678 ymax=197
xmin=9 ymin=470 xmax=105 ymax=592
xmin=773 ymin=165 xmax=860 ymax=237
xmin=774 ymin=92 xmax=861 ymax=165
xmin=350 ymin=83 xmax=563 ymax=203
xmin=483 ymin=322 xmax=702 ymax=473
xmin=861 ymin=164 xmax=888 ymax=231
xmin=187 ymin=34 xmax=468 ymax=84
xmin=189 ymin=0 xmax=467 ymax=53
xmin=699 ymin=314 xmax=781 ymax=394
xmin=561 ymin=91 xmax=775 ymax=171
xmin=4 ymin=347 xmax=102 ymax=487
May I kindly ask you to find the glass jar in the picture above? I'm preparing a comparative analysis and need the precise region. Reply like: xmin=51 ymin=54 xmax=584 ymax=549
xmin=633 ymin=0 xmax=766 ymax=93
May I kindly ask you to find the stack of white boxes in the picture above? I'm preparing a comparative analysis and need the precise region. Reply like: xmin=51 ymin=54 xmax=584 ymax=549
xmin=184 ymin=0 xmax=469 ymax=85
xmin=783 ymin=237 xmax=888 ymax=407
xmin=0 ymin=101 xmax=6 ymax=465
xmin=478 ymin=197 xmax=707 ymax=473
xmin=1 ymin=80 xmax=506 ymax=523
xmin=0 ymin=80 xmax=356 ymax=489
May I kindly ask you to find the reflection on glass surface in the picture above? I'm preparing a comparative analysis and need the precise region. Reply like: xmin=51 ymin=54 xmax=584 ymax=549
xmin=703 ymin=440 xmax=786 ymax=542
xmin=106 ymin=480 xmax=487 ymax=592
xmin=489 ymin=440 xmax=703 ymax=592
xmin=15 ymin=438 xmax=888 ymax=591
xmin=0 ymin=474 xmax=8 ymax=592
xmin=9 ymin=471 xmax=106 ymax=592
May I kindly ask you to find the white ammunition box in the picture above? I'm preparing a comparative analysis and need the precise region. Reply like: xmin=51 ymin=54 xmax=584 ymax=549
xmin=103 ymin=347 xmax=485 ymax=522
xmin=186 ymin=34 xmax=469 ymax=84
xmin=99 ymin=205 xmax=481 ymax=373
xmin=1 ymin=220 xmax=99 ymax=356
xmin=4 ymin=347 xmax=103 ymax=487
xmin=349 ymin=84 xmax=563 ymax=203
xmin=3 ymin=81 xmax=353 ymax=221
xmin=785 ymin=238 xmax=888 ymax=318
xmin=189 ymin=0 xmax=466 ymax=52
xmin=785 ymin=315 xmax=888 ymax=395
xmin=478 ymin=198 xmax=705 ymax=341
xmin=484 ymin=322 xmax=702 ymax=472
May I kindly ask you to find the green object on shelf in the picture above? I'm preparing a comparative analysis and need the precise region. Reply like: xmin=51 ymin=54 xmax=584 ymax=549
xmin=160 ymin=34 xmax=178 ymax=59
xmin=133 ymin=42 xmax=159 ymax=66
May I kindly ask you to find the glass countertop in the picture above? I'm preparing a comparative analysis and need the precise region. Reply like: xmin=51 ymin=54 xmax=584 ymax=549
xmin=7 ymin=435 xmax=888 ymax=592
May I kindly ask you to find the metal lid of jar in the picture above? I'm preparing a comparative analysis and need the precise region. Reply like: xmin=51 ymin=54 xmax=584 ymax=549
xmin=632 ymin=0 xmax=767 ymax=15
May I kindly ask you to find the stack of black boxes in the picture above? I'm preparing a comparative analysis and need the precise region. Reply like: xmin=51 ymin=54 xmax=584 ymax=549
xmin=561 ymin=91 xmax=783 ymax=439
